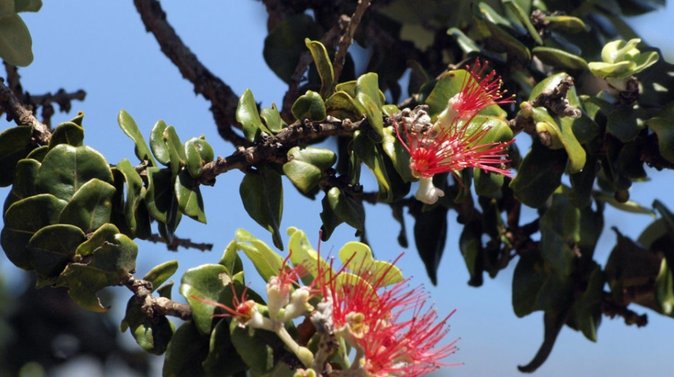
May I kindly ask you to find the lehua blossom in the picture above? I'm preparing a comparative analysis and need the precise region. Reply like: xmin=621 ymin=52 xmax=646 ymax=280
xmin=394 ymin=59 xmax=515 ymax=205
xmin=317 ymin=255 xmax=458 ymax=376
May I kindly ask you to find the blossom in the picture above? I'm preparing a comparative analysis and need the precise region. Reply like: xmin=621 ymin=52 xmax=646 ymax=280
xmin=315 ymin=255 xmax=457 ymax=376
xmin=192 ymin=284 xmax=271 ymax=330
xmin=394 ymin=60 xmax=515 ymax=204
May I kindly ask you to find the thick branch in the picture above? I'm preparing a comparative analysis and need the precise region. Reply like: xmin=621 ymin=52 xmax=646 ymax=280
xmin=133 ymin=0 xmax=246 ymax=146
xmin=0 ymin=78 xmax=51 ymax=144
xmin=123 ymin=273 xmax=192 ymax=321
xmin=333 ymin=0 xmax=372 ymax=83
xmin=199 ymin=117 xmax=364 ymax=184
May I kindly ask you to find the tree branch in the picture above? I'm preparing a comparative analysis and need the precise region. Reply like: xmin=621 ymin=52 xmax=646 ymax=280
xmin=133 ymin=0 xmax=247 ymax=147
xmin=199 ymin=116 xmax=365 ymax=185
xmin=123 ymin=273 xmax=192 ymax=321
xmin=0 ymin=78 xmax=51 ymax=145
xmin=333 ymin=0 xmax=372 ymax=83
xmin=145 ymin=233 xmax=213 ymax=252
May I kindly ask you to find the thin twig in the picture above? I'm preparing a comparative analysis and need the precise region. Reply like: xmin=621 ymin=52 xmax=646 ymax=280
xmin=145 ymin=233 xmax=213 ymax=252
xmin=199 ymin=116 xmax=365 ymax=185
xmin=0 ymin=78 xmax=51 ymax=144
xmin=133 ymin=0 xmax=247 ymax=147
xmin=123 ymin=273 xmax=192 ymax=320
xmin=332 ymin=0 xmax=372 ymax=83
xmin=30 ymin=89 xmax=87 ymax=127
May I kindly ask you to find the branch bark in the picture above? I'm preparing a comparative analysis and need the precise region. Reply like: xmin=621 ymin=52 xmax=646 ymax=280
xmin=0 ymin=78 xmax=51 ymax=145
xmin=123 ymin=273 xmax=192 ymax=321
xmin=133 ymin=0 xmax=247 ymax=146
xmin=332 ymin=0 xmax=372 ymax=83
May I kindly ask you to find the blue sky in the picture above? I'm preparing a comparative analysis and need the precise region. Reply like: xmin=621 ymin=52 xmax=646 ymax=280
xmin=3 ymin=1 xmax=674 ymax=376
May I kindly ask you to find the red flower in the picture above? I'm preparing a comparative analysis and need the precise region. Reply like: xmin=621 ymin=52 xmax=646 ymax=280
xmin=448 ymin=59 xmax=513 ymax=120
xmin=316 ymin=255 xmax=457 ymax=376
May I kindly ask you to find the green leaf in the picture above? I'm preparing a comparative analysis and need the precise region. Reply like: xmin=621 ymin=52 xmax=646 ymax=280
xmin=283 ymin=146 xmax=335 ymax=194
xmin=338 ymin=241 xmax=403 ymax=286
xmin=503 ymin=0 xmax=542 ymax=45
xmin=353 ymin=132 xmax=392 ymax=201
xmin=381 ymin=127 xmax=413 ymax=182
xmin=219 ymin=240 xmax=244 ymax=277
xmin=180 ymin=263 xmax=230 ymax=334
xmin=447 ymin=27 xmax=482 ymax=55
xmin=175 ymin=170 xmax=207 ymax=223
xmin=510 ymin=142 xmax=567 ymax=208
xmin=239 ymin=166 xmax=284 ymax=249
xmin=121 ymin=296 xmax=174 ymax=355
xmin=144 ymin=260 xmax=179 ymax=291
xmin=26 ymin=144 xmax=47 ymax=161
xmin=528 ymin=73 xmax=569 ymax=102
xmin=163 ymin=322 xmax=209 ymax=377
xmin=234 ymin=228 xmax=283 ymax=282
xmin=150 ymin=120 xmax=170 ymax=165
xmin=117 ymin=110 xmax=156 ymax=166
xmin=569 ymin=264 xmax=603 ymax=341
xmin=478 ymin=18 xmax=531 ymax=62
xmin=325 ymin=91 xmax=362 ymax=120
xmin=3 ymin=157 xmax=40 ymax=212
xmin=62 ymin=233 xmax=138 ymax=312
xmin=426 ymin=70 xmax=507 ymax=119
xmin=459 ymin=221 xmax=483 ymax=286
xmin=236 ymin=89 xmax=267 ymax=141
xmin=412 ymin=203 xmax=448 ymax=285
xmin=164 ymin=125 xmax=186 ymax=176
xmin=184 ymin=139 xmax=203 ymax=178
xmin=1 ymin=193 xmax=67 ymax=269
xmin=260 ymin=103 xmax=284 ymax=133
xmin=144 ymin=167 xmax=172 ymax=224
xmin=0 ymin=14 xmax=33 ymax=66
xmin=326 ymin=187 xmax=365 ymax=232
xmin=355 ymin=73 xmax=385 ymax=140
xmin=0 ymin=0 xmax=14 ymax=15
xmin=48 ymin=122 xmax=84 ymax=148
xmin=646 ymin=102 xmax=674 ymax=163
xmin=111 ymin=159 xmax=145 ymax=236
xmin=229 ymin=321 xmax=274 ymax=374
xmin=202 ymin=319 xmax=247 ymax=376
xmin=36 ymin=144 xmax=113 ymax=201
xmin=59 ymin=178 xmax=116 ymax=232
xmin=532 ymin=47 xmax=588 ymax=70
xmin=27 ymin=224 xmax=85 ymax=277
xmin=0 ymin=125 xmax=33 ymax=187
xmin=14 ymin=0 xmax=42 ymax=12
xmin=544 ymin=15 xmax=587 ymax=33
xmin=263 ymin=14 xmax=320 ymax=83
xmin=305 ymin=38 xmax=335 ymax=97
xmin=607 ymin=107 xmax=641 ymax=142
xmin=287 ymin=227 xmax=332 ymax=285
xmin=75 ymin=223 xmax=120 ymax=256
xmin=291 ymin=90 xmax=327 ymax=121
xmin=540 ymin=194 xmax=580 ymax=276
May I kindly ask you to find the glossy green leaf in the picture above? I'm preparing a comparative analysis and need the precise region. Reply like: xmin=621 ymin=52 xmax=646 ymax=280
xmin=0 ymin=0 xmax=15 ymax=15
xmin=48 ymin=122 xmax=84 ymax=148
xmin=111 ymin=159 xmax=145 ymax=235
xmin=353 ymin=132 xmax=392 ymax=201
xmin=0 ymin=125 xmax=33 ymax=187
xmin=117 ymin=110 xmax=156 ymax=166
xmin=263 ymin=14 xmax=320 ymax=83
xmin=75 ymin=223 xmax=120 ymax=256
xmin=569 ymin=264 xmax=603 ymax=341
xmin=236 ymin=89 xmax=266 ymax=141
xmin=202 ymin=319 xmax=247 ymax=376
xmin=164 ymin=125 xmax=186 ymax=176
xmin=59 ymin=178 xmax=115 ymax=232
xmin=287 ymin=227 xmax=332 ymax=285
xmin=27 ymin=224 xmax=85 ymax=277
xmin=291 ymin=90 xmax=327 ymax=121
xmin=532 ymin=47 xmax=588 ymax=70
xmin=150 ymin=120 xmax=170 ymax=165
xmin=234 ymin=228 xmax=283 ymax=282
xmin=426 ymin=70 xmax=507 ymax=119
xmin=219 ymin=240 xmax=244 ymax=277
xmin=0 ymin=14 xmax=33 ymax=66
xmin=305 ymin=38 xmax=334 ymax=97
xmin=320 ymin=194 xmax=344 ymax=241
xmin=325 ymin=91 xmax=362 ymax=120
xmin=144 ymin=167 xmax=172 ymax=224
xmin=184 ymin=139 xmax=203 ymax=178
xmin=479 ymin=19 xmax=531 ymax=61
xmin=540 ymin=194 xmax=580 ymax=276
xmin=569 ymin=155 xmax=598 ymax=208
xmin=338 ymin=241 xmax=403 ymax=286
xmin=413 ymin=202 xmax=448 ymax=285
xmin=3 ymin=157 xmax=40 ymax=212
xmin=595 ymin=192 xmax=655 ymax=215
xmin=163 ymin=322 xmax=209 ymax=377
xmin=121 ymin=295 xmax=174 ymax=355
xmin=646 ymin=102 xmax=674 ymax=163
xmin=474 ymin=169 xmax=505 ymax=198
xmin=62 ymin=233 xmax=138 ymax=312
xmin=175 ymin=170 xmax=206 ymax=223
xmin=381 ymin=127 xmax=413 ymax=182
xmin=326 ymin=187 xmax=365 ymax=232
xmin=356 ymin=73 xmax=385 ymax=140
xmin=447 ymin=27 xmax=482 ymax=55
xmin=36 ymin=144 xmax=113 ymax=201
xmin=510 ymin=142 xmax=567 ymax=208
xmin=229 ymin=321 xmax=274 ymax=374
xmin=504 ymin=0 xmax=542 ymax=44
xmin=459 ymin=221 xmax=483 ymax=286
xmin=606 ymin=106 xmax=641 ymax=142
xmin=1 ymin=193 xmax=67 ymax=269
xmin=529 ymin=73 xmax=571 ymax=101
xmin=239 ymin=166 xmax=284 ymax=249
xmin=180 ymin=263 xmax=230 ymax=334
xmin=26 ymin=145 xmax=47 ymax=161
xmin=545 ymin=15 xmax=587 ymax=33
xmin=283 ymin=146 xmax=335 ymax=194
xmin=144 ymin=260 xmax=178 ymax=291
xmin=260 ymin=103 xmax=284 ymax=133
